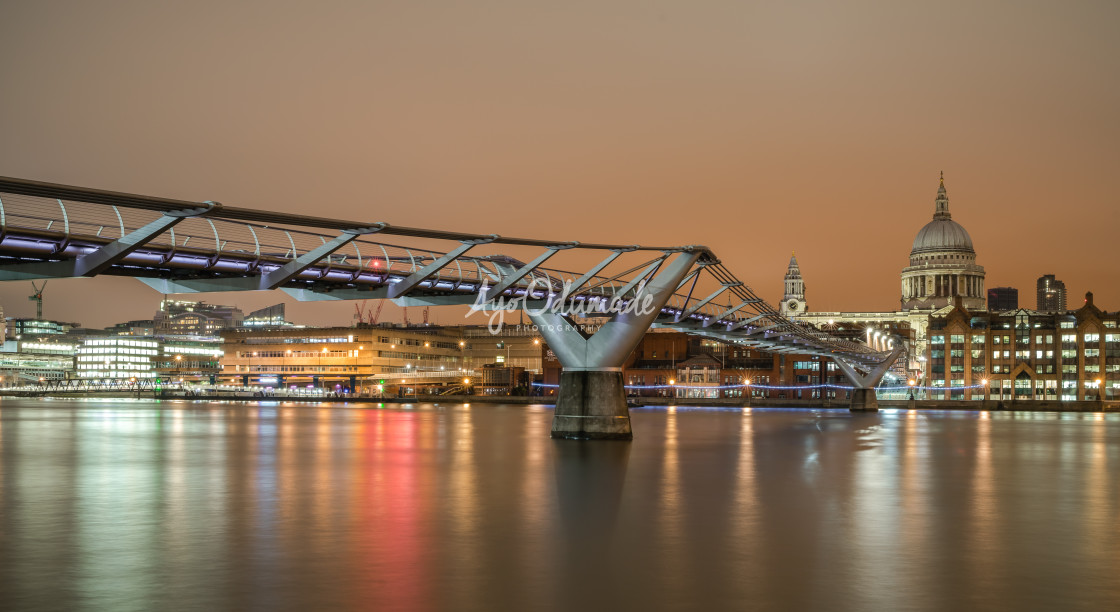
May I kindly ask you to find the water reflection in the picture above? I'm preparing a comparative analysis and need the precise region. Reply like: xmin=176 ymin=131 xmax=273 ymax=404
xmin=2 ymin=402 xmax=1120 ymax=611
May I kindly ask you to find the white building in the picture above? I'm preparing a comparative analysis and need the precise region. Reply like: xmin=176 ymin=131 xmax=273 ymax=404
xmin=75 ymin=337 xmax=159 ymax=379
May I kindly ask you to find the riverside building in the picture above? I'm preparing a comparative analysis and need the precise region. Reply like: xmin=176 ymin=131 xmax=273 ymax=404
xmin=75 ymin=337 xmax=160 ymax=379
xmin=925 ymin=293 xmax=1118 ymax=401
xmin=219 ymin=324 xmax=545 ymax=393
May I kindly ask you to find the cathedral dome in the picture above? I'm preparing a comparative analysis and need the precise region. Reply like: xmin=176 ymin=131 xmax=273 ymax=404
xmin=909 ymin=173 xmax=975 ymax=255
xmin=899 ymin=173 xmax=986 ymax=313
xmin=911 ymin=218 xmax=974 ymax=254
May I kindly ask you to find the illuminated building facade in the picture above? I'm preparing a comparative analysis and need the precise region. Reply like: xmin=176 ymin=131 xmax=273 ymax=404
xmin=75 ymin=337 xmax=160 ymax=379
xmin=8 ymin=318 xmax=79 ymax=338
xmin=156 ymin=341 xmax=224 ymax=382
xmin=219 ymin=325 xmax=545 ymax=392
xmin=0 ymin=337 xmax=76 ymax=384
xmin=926 ymin=293 xmax=1118 ymax=401
xmin=154 ymin=300 xmax=244 ymax=336
xmin=1037 ymin=274 xmax=1067 ymax=312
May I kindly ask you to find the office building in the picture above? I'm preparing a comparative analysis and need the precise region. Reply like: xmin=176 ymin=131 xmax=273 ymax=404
xmin=987 ymin=287 xmax=1018 ymax=311
xmin=926 ymin=293 xmax=1117 ymax=401
xmin=1037 ymin=274 xmax=1067 ymax=312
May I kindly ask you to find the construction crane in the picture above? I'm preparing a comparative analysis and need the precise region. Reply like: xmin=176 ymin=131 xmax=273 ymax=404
xmin=354 ymin=300 xmax=388 ymax=326
xmin=29 ymin=281 xmax=47 ymax=319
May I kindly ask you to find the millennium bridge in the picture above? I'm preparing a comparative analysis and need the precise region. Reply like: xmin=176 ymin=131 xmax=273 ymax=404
xmin=0 ymin=176 xmax=903 ymax=439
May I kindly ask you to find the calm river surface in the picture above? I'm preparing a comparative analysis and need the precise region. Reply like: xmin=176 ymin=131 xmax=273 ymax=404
xmin=1 ymin=399 xmax=1118 ymax=611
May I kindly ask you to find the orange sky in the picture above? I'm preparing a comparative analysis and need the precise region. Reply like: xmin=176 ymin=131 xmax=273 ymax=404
xmin=0 ymin=1 xmax=1117 ymax=327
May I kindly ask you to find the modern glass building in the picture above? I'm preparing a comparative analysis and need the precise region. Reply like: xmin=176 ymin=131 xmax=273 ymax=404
xmin=75 ymin=337 xmax=160 ymax=379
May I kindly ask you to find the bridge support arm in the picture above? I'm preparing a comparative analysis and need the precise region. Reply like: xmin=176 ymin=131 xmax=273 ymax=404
xmin=259 ymin=230 xmax=364 ymax=289
xmin=564 ymin=247 xmax=634 ymax=293
xmin=833 ymin=343 xmax=906 ymax=412
xmin=481 ymin=244 xmax=573 ymax=302
xmin=530 ymin=250 xmax=701 ymax=440
xmin=387 ymin=237 xmax=495 ymax=299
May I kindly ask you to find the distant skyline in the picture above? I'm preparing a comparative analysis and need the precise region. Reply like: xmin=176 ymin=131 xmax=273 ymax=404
xmin=1 ymin=1 xmax=1117 ymax=327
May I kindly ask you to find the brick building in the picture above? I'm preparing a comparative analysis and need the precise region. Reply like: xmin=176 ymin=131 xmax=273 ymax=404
xmin=925 ymin=293 xmax=1118 ymax=401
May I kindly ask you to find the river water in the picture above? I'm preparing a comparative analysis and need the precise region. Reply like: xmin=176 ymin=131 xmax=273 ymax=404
xmin=1 ymin=399 xmax=1118 ymax=611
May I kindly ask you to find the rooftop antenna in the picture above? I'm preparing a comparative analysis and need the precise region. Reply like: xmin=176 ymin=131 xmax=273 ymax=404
xmin=29 ymin=280 xmax=47 ymax=319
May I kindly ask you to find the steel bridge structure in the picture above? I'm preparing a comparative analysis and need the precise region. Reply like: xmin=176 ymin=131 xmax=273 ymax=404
xmin=0 ymin=176 xmax=903 ymax=439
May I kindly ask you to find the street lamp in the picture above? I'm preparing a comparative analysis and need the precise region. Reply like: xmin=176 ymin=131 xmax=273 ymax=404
xmin=908 ymin=378 xmax=916 ymax=400
xmin=247 ymin=351 xmax=258 ymax=388
xmin=358 ymin=345 xmax=367 ymax=395
xmin=1096 ymin=378 xmax=1103 ymax=401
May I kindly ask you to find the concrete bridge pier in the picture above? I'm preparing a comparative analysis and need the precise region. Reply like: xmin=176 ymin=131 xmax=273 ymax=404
xmin=551 ymin=369 xmax=632 ymax=439
xmin=530 ymin=250 xmax=702 ymax=440
xmin=848 ymin=388 xmax=879 ymax=411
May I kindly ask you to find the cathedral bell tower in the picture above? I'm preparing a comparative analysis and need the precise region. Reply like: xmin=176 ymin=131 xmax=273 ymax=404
xmin=780 ymin=252 xmax=807 ymax=316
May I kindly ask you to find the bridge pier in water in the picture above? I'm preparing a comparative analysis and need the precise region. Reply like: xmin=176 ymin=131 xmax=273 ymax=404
xmin=832 ymin=344 xmax=906 ymax=413
xmin=551 ymin=370 xmax=632 ymax=440
xmin=531 ymin=250 xmax=702 ymax=440
xmin=848 ymin=388 xmax=879 ymax=411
